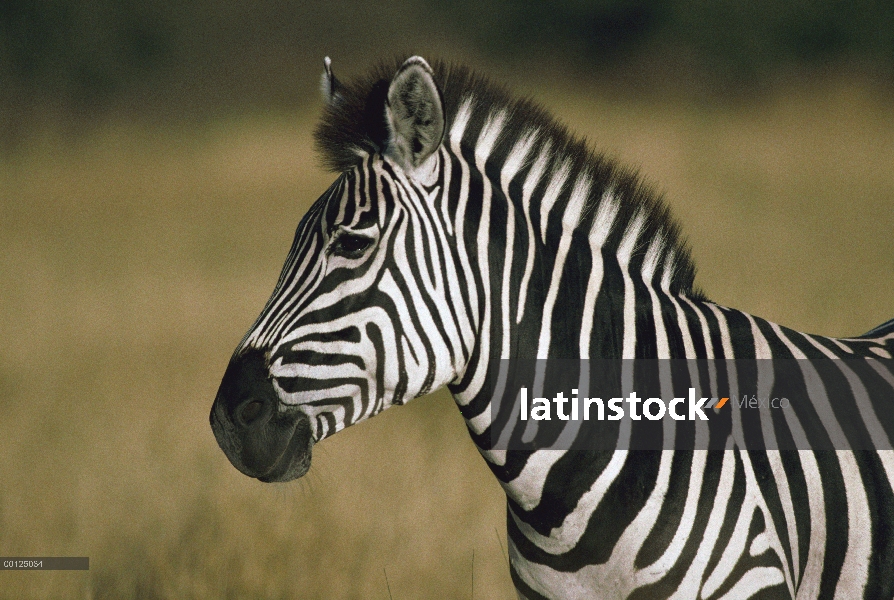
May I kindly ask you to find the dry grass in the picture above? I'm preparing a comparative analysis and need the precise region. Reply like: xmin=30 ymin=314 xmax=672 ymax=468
xmin=0 ymin=76 xmax=891 ymax=598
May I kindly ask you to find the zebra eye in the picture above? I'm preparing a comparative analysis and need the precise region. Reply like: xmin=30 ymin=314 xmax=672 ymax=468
xmin=331 ymin=233 xmax=374 ymax=258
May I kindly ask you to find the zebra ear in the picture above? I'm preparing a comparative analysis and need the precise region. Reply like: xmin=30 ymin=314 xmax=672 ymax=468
xmin=320 ymin=56 xmax=341 ymax=105
xmin=384 ymin=56 xmax=445 ymax=171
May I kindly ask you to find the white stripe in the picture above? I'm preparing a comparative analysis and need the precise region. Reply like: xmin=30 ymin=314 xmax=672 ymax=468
xmin=825 ymin=335 xmax=854 ymax=354
xmin=448 ymin=99 xmax=480 ymax=390
xmin=536 ymin=174 xmax=591 ymax=358
xmin=643 ymin=235 xmax=669 ymax=359
xmin=641 ymin=234 xmax=664 ymax=282
xmin=682 ymin=296 xmax=716 ymax=364
xmin=538 ymin=160 xmax=571 ymax=242
xmin=705 ymin=302 xmax=734 ymax=358
xmin=618 ymin=212 xmax=646 ymax=359
xmin=499 ymin=133 xmax=536 ymax=360
xmin=501 ymin=130 xmax=536 ymax=184
xmin=716 ymin=567 xmax=785 ymax=600
xmin=475 ymin=110 xmax=506 ymax=164
xmin=517 ymin=142 xmax=551 ymax=323
xmin=439 ymin=145 xmax=453 ymax=236
xmin=456 ymin=110 xmax=506 ymax=403
xmin=579 ymin=190 xmax=620 ymax=358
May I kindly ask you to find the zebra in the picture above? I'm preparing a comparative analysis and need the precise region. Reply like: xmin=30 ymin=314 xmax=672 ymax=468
xmin=210 ymin=56 xmax=894 ymax=599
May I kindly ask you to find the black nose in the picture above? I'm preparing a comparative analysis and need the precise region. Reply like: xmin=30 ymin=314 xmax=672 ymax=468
xmin=215 ymin=348 xmax=277 ymax=427
xmin=210 ymin=347 xmax=312 ymax=482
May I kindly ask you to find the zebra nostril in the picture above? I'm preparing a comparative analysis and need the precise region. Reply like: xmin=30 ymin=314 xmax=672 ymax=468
xmin=238 ymin=399 xmax=266 ymax=425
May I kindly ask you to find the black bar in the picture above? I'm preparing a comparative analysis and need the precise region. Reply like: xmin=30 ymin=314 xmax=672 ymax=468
xmin=0 ymin=557 xmax=89 ymax=570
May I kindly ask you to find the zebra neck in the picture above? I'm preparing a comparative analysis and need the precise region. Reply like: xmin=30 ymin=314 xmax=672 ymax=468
xmin=443 ymin=99 xmax=701 ymax=406
xmin=447 ymin=157 xmax=693 ymax=361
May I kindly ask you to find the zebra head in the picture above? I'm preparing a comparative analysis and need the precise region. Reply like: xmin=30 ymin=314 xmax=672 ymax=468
xmin=210 ymin=57 xmax=473 ymax=482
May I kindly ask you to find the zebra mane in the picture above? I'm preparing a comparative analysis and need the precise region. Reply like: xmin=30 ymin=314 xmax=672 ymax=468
xmin=314 ymin=58 xmax=702 ymax=298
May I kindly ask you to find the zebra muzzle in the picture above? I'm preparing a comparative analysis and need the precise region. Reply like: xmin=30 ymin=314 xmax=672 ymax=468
xmin=210 ymin=348 xmax=313 ymax=482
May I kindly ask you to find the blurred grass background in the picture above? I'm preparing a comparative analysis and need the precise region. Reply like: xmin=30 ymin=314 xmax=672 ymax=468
xmin=1 ymin=1 xmax=893 ymax=598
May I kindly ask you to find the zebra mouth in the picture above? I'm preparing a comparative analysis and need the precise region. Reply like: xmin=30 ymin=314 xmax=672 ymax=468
xmin=210 ymin=395 xmax=315 ymax=483
xmin=256 ymin=419 xmax=314 ymax=483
